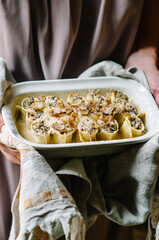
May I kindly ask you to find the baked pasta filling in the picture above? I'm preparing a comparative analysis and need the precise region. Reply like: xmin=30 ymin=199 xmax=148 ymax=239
xmin=67 ymin=93 xmax=90 ymax=116
xmin=22 ymin=96 xmax=35 ymax=110
xmin=27 ymin=110 xmax=44 ymax=121
xmin=51 ymin=115 xmax=77 ymax=134
xmin=98 ymin=119 xmax=118 ymax=133
xmin=67 ymin=94 xmax=85 ymax=106
xmin=32 ymin=120 xmax=50 ymax=135
xmin=78 ymin=117 xmax=98 ymax=135
xmin=130 ymin=115 xmax=143 ymax=130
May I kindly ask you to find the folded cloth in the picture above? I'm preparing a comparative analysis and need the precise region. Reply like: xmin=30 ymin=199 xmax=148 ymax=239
xmin=78 ymin=60 xmax=150 ymax=90
xmin=0 ymin=126 xmax=85 ymax=240
xmin=0 ymin=58 xmax=159 ymax=239
xmin=79 ymin=61 xmax=159 ymax=239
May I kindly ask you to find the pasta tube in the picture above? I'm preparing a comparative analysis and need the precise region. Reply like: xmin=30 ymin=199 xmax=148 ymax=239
xmin=26 ymin=110 xmax=44 ymax=129
xmin=98 ymin=116 xmax=119 ymax=140
xmin=120 ymin=114 xmax=145 ymax=138
xmin=21 ymin=96 xmax=37 ymax=110
xmin=50 ymin=115 xmax=78 ymax=144
xmin=67 ymin=93 xmax=86 ymax=106
xmin=130 ymin=115 xmax=145 ymax=136
xmin=77 ymin=116 xmax=98 ymax=142
xmin=86 ymin=92 xmax=108 ymax=108
xmin=31 ymin=120 xmax=50 ymax=144
xmin=22 ymin=96 xmax=45 ymax=111
xmin=45 ymin=96 xmax=66 ymax=117
xmin=16 ymin=96 xmax=45 ymax=120
xmin=86 ymin=92 xmax=112 ymax=118
xmin=67 ymin=93 xmax=90 ymax=116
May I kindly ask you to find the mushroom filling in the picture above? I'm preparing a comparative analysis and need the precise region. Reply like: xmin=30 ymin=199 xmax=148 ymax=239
xmin=27 ymin=110 xmax=44 ymax=121
xmin=51 ymin=116 xmax=77 ymax=134
xmin=78 ymin=117 xmax=98 ymax=134
xmin=22 ymin=97 xmax=35 ymax=109
xmin=130 ymin=117 xmax=142 ymax=129
xmin=49 ymin=106 xmax=67 ymax=116
xmin=99 ymin=120 xmax=118 ymax=133
xmin=67 ymin=94 xmax=85 ymax=106
xmin=77 ymin=104 xmax=90 ymax=115
xmin=101 ymin=105 xmax=114 ymax=115
xmin=46 ymin=96 xmax=64 ymax=108
xmin=32 ymin=121 xmax=50 ymax=134
xmin=87 ymin=93 xmax=106 ymax=106
xmin=124 ymin=103 xmax=138 ymax=115
xmin=38 ymin=96 xmax=46 ymax=102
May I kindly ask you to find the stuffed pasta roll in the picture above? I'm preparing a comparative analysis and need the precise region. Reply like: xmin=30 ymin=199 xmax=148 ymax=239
xmin=45 ymin=96 xmax=67 ymax=117
xmin=120 ymin=114 xmax=145 ymax=138
xmin=86 ymin=92 xmax=108 ymax=110
xmin=31 ymin=119 xmax=50 ymax=144
xmin=50 ymin=115 xmax=78 ymax=144
xmin=45 ymin=96 xmax=64 ymax=108
xmin=17 ymin=96 xmax=45 ymax=120
xmin=97 ymin=116 xmax=119 ymax=140
xmin=67 ymin=93 xmax=90 ymax=116
xmin=26 ymin=110 xmax=44 ymax=129
xmin=16 ymin=96 xmax=36 ymax=120
xmin=76 ymin=116 xmax=98 ymax=142
xmin=22 ymin=96 xmax=45 ymax=110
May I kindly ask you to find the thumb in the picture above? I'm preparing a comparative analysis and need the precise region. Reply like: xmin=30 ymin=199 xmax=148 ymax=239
xmin=152 ymin=89 xmax=159 ymax=106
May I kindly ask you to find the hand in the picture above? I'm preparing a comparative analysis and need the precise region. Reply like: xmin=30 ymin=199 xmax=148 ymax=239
xmin=0 ymin=114 xmax=20 ymax=164
xmin=125 ymin=48 xmax=159 ymax=106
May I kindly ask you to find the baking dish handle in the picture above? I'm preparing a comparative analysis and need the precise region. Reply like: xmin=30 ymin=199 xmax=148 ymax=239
xmin=127 ymin=66 xmax=150 ymax=91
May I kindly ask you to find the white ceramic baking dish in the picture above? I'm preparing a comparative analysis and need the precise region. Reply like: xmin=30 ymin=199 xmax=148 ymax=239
xmin=2 ymin=76 xmax=159 ymax=158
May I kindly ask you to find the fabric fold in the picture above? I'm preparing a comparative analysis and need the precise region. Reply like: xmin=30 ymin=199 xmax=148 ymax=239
xmin=56 ymin=158 xmax=92 ymax=215
xmin=0 ymin=129 xmax=86 ymax=240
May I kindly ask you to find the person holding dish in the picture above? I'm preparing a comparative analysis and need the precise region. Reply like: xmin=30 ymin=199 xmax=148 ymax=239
xmin=0 ymin=0 xmax=158 ymax=239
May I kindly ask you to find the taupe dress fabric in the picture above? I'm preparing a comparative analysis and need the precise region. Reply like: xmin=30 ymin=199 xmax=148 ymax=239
xmin=0 ymin=1 xmax=144 ymax=239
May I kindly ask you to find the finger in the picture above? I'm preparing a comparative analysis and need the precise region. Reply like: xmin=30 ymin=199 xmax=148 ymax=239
xmin=0 ymin=123 xmax=5 ymax=132
xmin=0 ymin=143 xmax=19 ymax=156
xmin=0 ymin=113 xmax=4 ymax=123
xmin=155 ymin=93 xmax=159 ymax=106
xmin=0 ymin=144 xmax=20 ymax=164
xmin=137 ymin=68 xmax=159 ymax=106
xmin=1 ymin=149 xmax=20 ymax=164
xmin=152 ymin=90 xmax=159 ymax=106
